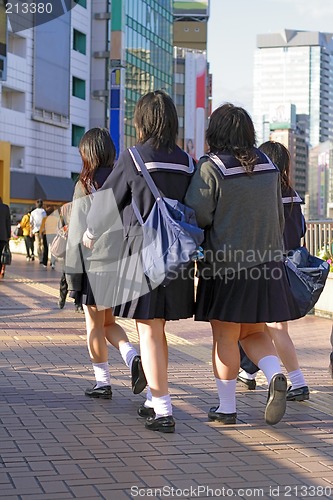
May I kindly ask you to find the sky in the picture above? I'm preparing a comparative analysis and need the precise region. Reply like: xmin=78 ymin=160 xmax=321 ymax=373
xmin=207 ymin=0 xmax=333 ymax=115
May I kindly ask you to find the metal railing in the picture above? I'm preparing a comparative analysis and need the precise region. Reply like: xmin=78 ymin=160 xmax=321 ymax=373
xmin=305 ymin=220 xmax=333 ymax=257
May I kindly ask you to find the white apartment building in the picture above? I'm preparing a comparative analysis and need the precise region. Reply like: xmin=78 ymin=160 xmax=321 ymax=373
xmin=0 ymin=0 xmax=111 ymax=219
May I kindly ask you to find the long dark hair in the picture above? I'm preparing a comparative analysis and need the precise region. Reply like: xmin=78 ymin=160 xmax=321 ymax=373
xmin=134 ymin=90 xmax=178 ymax=151
xmin=206 ymin=103 xmax=257 ymax=172
xmin=78 ymin=128 xmax=116 ymax=194
xmin=259 ymin=141 xmax=291 ymax=189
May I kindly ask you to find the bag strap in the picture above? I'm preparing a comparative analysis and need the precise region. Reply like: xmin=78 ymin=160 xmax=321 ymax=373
xmin=129 ymin=147 xmax=162 ymax=201
xmin=129 ymin=146 xmax=168 ymax=226
xmin=129 ymin=146 xmax=194 ymax=227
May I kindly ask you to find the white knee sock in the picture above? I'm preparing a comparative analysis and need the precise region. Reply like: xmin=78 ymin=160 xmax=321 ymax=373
xmin=239 ymin=369 xmax=258 ymax=380
xmin=288 ymin=369 xmax=306 ymax=389
xmin=257 ymin=355 xmax=281 ymax=384
xmin=119 ymin=342 xmax=138 ymax=369
xmin=215 ymin=378 xmax=237 ymax=413
xmin=152 ymin=394 xmax=172 ymax=418
xmin=92 ymin=362 xmax=111 ymax=388
xmin=144 ymin=386 xmax=154 ymax=408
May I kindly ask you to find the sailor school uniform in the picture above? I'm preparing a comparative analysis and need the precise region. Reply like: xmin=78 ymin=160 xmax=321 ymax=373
xmin=184 ymin=148 xmax=302 ymax=323
xmin=86 ymin=139 xmax=196 ymax=320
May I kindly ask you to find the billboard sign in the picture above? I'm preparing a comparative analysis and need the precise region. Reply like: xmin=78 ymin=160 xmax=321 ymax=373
xmin=173 ymin=0 xmax=209 ymax=17
xmin=184 ymin=51 xmax=196 ymax=159
xmin=184 ymin=50 xmax=207 ymax=161
xmin=269 ymin=103 xmax=296 ymax=131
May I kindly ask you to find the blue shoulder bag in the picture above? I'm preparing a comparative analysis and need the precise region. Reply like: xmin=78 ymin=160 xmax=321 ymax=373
xmin=129 ymin=146 xmax=204 ymax=286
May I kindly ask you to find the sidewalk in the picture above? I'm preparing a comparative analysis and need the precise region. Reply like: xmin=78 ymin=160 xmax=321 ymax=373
xmin=0 ymin=254 xmax=333 ymax=500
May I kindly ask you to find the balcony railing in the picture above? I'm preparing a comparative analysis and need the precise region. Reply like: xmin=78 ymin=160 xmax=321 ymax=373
xmin=305 ymin=220 xmax=333 ymax=257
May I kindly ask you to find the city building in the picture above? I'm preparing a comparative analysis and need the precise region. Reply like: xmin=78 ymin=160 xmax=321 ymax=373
xmin=0 ymin=0 xmax=175 ymax=218
xmin=253 ymin=30 xmax=333 ymax=148
xmin=110 ymin=0 xmax=174 ymax=154
xmin=0 ymin=0 xmax=212 ymax=218
xmin=0 ymin=0 xmax=7 ymax=82
xmin=308 ymin=141 xmax=333 ymax=220
xmin=172 ymin=0 xmax=211 ymax=160
xmin=0 ymin=0 xmax=93 ymax=219
xmin=269 ymin=128 xmax=308 ymax=203
xmin=253 ymin=30 xmax=333 ymax=220
xmin=262 ymin=104 xmax=308 ymax=200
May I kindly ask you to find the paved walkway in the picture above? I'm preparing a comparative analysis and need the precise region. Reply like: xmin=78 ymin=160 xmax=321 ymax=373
xmin=0 ymin=255 xmax=333 ymax=499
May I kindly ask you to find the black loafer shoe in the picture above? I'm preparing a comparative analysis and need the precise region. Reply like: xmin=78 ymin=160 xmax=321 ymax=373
xmin=145 ymin=415 xmax=175 ymax=433
xmin=85 ymin=385 xmax=112 ymax=399
xmin=137 ymin=403 xmax=155 ymax=418
xmin=265 ymin=373 xmax=287 ymax=425
xmin=131 ymin=355 xmax=147 ymax=394
xmin=286 ymin=385 xmax=310 ymax=402
xmin=208 ymin=407 xmax=237 ymax=424
xmin=237 ymin=374 xmax=256 ymax=390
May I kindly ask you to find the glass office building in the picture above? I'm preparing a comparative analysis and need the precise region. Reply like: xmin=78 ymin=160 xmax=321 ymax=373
xmin=111 ymin=0 xmax=173 ymax=150
xmin=253 ymin=30 xmax=333 ymax=148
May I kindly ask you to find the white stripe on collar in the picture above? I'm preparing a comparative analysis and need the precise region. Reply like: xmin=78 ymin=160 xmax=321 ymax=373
xmin=209 ymin=153 xmax=277 ymax=176
xmin=282 ymin=192 xmax=303 ymax=204
xmin=132 ymin=155 xmax=195 ymax=174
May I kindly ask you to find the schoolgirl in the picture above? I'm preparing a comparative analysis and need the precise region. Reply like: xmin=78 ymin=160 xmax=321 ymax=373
xmin=185 ymin=104 xmax=303 ymax=426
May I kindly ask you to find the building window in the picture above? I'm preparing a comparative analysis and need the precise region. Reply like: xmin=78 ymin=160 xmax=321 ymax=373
xmin=73 ymin=29 xmax=86 ymax=55
xmin=73 ymin=0 xmax=87 ymax=7
xmin=72 ymin=77 xmax=86 ymax=99
xmin=72 ymin=125 xmax=85 ymax=147
xmin=8 ymin=33 xmax=26 ymax=58
xmin=175 ymin=94 xmax=184 ymax=106
xmin=174 ymin=73 xmax=184 ymax=84
xmin=1 ymin=87 xmax=25 ymax=112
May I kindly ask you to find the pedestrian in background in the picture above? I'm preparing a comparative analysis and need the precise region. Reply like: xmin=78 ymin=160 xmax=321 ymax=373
xmin=19 ymin=207 xmax=35 ymax=261
xmin=30 ymin=199 xmax=46 ymax=264
xmin=185 ymin=103 xmax=302 ymax=426
xmin=55 ymin=202 xmax=83 ymax=312
xmin=0 ymin=197 xmax=11 ymax=278
xmin=328 ymin=325 xmax=333 ymax=379
xmin=67 ymin=127 xmax=146 ymax=399
xmin=40 ymin=205 xmax=55 ymax=268
xmin=238 ymin=141 xmax=309 ymax=402
xmin=83 ymin=91 xmax=196 ymax=433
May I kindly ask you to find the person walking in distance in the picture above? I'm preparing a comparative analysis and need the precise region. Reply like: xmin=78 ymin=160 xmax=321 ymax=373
xmin=237 ymin=141 xmax=309 ymax=402
xmin=39 ymin=205 xmax=55 ymax=268
xmin=19 ymin=207 xmax=35 ymax=261
xmin=55 ymin=202 xmax=83 ymax=312
xmin=185 ymin=104 xmax=303 ymax=426
xmin=30 ymin=199 xmax=46 ymax=263
xmin=0 ymin=197 xmax=11 ymax=278
xmin=66 ymin=127 xmax=147 ymax=399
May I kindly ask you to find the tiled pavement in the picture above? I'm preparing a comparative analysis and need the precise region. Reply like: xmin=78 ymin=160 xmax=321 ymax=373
xmin=0 ymin=255 xmax=333 ymax=500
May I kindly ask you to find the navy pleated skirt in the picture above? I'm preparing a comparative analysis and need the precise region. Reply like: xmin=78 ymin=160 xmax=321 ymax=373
xmin=195 ymin=260 xmax=302 ymax=323
xmin=72 ymin=244 xmax=195 ymax=320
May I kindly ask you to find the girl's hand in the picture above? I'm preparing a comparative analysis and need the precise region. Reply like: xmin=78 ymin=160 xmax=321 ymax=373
xmin=82 ymin=230 xmax=95 ymax=249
